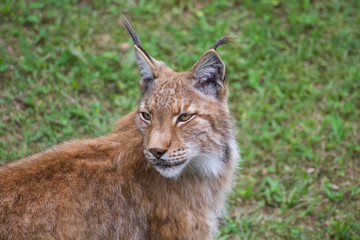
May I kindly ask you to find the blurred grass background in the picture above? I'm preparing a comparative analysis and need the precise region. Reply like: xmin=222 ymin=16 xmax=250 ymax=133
xmin=0 ymin=0 xmax=359 ymax=239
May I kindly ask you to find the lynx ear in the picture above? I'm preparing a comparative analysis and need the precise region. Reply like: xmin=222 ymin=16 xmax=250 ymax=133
xmin=134 ymin=45 xmax=158 ymax=91
xmin=122 ymin=16 xmax=158 ymax=93
xmin=190 ymin=49 xmax=226 ymax=99
xmin=190 ymin=36 xmax=235 ymax=100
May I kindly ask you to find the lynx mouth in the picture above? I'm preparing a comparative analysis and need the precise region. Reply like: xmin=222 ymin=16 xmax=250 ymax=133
xmin=154 ymin=159 xmax=187 ymax=169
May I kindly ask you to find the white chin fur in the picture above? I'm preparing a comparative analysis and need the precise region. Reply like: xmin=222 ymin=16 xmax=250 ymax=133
xmin=154 ymin=163 xmax=187 ymax=179
xmin=153 ymin=153 xmax=224 ymax=179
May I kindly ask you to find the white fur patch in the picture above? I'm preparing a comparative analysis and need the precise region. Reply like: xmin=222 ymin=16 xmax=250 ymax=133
xmin=154 ymin=162 xmax=188 ymax=179
xmin=191 ymin=153 xmax=224 ymax=178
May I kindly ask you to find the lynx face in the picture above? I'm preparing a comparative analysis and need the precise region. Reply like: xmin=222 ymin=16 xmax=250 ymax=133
xmin=135 ymin=72 xmax=233 ymax=178
xmin=123 ymin=18 xmax=236 ymax=178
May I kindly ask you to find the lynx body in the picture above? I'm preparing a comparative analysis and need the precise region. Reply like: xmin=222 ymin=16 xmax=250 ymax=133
xmin=0 ymin=18 xmax=239 ymax=239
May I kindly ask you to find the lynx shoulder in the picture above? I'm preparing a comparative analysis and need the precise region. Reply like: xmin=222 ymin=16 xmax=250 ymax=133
xmin=0 ymin=17 xmax=239 ymax=240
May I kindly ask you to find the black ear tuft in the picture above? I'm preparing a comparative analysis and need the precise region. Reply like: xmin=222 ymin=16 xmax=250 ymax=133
xmin=121 ymin=16 xmax=155 ymax=65
xmin=212 ymin=36 xmax=237 ymax=51
xmin=121 ymin=16 xmax=141 ymax=46
xmin=121 ymin=16 xmax=158 ymax=93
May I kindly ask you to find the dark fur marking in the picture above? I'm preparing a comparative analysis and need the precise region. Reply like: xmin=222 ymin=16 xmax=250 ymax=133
xmin=212 ymin=36 xmax=237 ymax=51
xmin=222 ymin=143 xmax=231 ymax=163
xmin=121 ymin=16 xmax=154 ymax=63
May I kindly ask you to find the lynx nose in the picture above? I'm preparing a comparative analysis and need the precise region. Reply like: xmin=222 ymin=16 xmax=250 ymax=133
xmin=149 ymin=148 xmax=166 ymax=159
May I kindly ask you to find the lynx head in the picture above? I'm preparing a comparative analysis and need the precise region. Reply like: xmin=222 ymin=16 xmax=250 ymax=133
xmin=122 ymin=17 xmax=237 ymax=179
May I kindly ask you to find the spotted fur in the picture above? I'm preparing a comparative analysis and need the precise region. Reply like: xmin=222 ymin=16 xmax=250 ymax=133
xmin=0 ymin=17 xmax=240 ymax=239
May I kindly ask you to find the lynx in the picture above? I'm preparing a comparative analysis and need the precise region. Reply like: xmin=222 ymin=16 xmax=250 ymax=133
xmin=0 ymin=17 xmax=239 ymax=239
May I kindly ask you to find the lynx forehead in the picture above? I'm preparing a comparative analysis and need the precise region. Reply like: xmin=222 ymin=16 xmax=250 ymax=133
xmin=153 ymin=76 xmax=181 ymax=110
xmin=144 ymin=74 xmax=195 ymax=112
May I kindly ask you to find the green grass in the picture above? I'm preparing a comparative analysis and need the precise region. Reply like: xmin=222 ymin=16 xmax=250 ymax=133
xmin=1 ymin=0 xmax=359 ymax=239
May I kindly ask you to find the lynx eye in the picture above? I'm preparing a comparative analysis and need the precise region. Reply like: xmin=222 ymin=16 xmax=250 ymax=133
xmin=178 ymin=113 xmax=192 ymax=122
xmin=141 ymin=112 xmax=151 ymax=121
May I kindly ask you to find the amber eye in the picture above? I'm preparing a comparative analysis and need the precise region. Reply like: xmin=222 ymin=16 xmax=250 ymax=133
xmin=141 ymin=112 xmax=151 ymax=121
xmin=178 ymin=113 xmax=192 ymax=122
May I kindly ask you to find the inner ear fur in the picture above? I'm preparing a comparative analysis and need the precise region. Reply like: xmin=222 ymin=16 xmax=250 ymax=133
xmin=134 ymin=45 xmax=158 ymax=93
xmin=190 ymin=49 xmax=227 ymax=100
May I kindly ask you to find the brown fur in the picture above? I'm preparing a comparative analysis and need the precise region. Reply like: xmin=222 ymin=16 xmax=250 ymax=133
xmin=0 ymin=19 xmax=239 ymax=239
